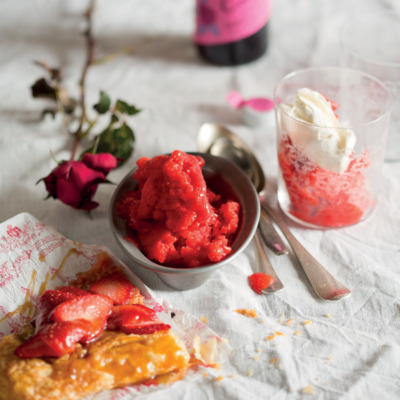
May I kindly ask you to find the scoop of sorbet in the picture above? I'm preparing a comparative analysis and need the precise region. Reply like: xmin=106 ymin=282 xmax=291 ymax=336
xmin=117 ymin=150 xmax=240 ymax=268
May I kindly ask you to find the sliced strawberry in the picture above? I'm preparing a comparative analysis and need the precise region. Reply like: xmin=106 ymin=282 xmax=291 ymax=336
xmin=35 ymin=290 xmax=77 ymax=333
xmin=88 ymin=271 xmax=145 ymax=305
xmin=15 ymin=320 xmax=91 ymax=358
xmin=49 ymin=294 xmax=113 ymax=341
xmin=248 ymin=273 xmax=275 ymax=295
xmin=35 ymin=288 xmax=91 ymax=333
xmin=107 ymin=304 xmax=171 ymax=335
xmin=55 ymin=286 xmax=90 ymax=297
xmin=50 ymin=294 xmax=113 ymax=323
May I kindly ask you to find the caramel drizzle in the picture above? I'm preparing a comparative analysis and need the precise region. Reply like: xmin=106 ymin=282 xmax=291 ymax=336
xmin=51 ymin=248 xmax=82 ymax=281
xmin=1 ymin=248 xmax=82 ymax=325
xmin=0 ymin=270 xmax=37 ymax=324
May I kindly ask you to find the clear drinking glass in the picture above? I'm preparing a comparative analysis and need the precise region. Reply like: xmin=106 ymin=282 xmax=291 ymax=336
xmin=274 ymin=67 xmax=392 ymax=229
xmin=340 ymin=12 xmax=400 ymax=162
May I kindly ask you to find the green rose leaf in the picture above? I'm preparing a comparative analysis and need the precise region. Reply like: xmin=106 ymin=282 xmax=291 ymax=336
xmin=110 ymin=113 xmax=119 ymax=124
xmin=81 ymin=118 xmax=135 ymax=167
xmin=93 ymin=90 xmax=111 ymax=114
xmin=115 ymin=99 xmax=141 ymax=116
xmin=108 ymin=122 xmax=135 ymax=165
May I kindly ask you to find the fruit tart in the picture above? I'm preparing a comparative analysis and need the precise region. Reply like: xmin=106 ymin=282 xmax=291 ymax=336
xmin=0 ymin=254 xmax=191 ymax=400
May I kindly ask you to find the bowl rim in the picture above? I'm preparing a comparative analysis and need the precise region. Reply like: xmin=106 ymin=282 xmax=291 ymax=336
xmin=108 ymin=152 xmax=260 ymax=275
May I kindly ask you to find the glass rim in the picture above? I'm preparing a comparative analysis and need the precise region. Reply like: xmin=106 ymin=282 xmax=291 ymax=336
xmin=273 ymin=66 xmax=393 ymax=130
xmin=340 ymin=11 xmax=400 ymax=68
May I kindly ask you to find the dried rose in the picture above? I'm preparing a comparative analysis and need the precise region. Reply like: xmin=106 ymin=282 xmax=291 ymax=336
xmin=39 ymin=153 xmax=117 ymax=211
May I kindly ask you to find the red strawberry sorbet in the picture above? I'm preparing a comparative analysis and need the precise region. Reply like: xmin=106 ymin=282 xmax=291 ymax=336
xmin=278 ymin=135 xmax=373 ymax=227
xmin=116 ymin=150 xmax=240 ymax=268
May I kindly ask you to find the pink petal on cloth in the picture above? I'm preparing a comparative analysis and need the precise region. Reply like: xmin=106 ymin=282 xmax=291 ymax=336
xmin=226 ymin=90 xmax=274 ymax=112
xmin=245 ymin=97 xmax=274 ymax=112
xmin=226 ymin=91 xmax=245 ymax=109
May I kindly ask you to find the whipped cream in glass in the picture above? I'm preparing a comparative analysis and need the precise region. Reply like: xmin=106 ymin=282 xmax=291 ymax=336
xmin=280 ymin=88 xmax=356 ymax=173
xmin=274 ymin=67 xmax=392 ymax=228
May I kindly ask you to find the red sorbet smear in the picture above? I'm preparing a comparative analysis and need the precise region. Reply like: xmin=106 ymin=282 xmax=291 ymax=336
xmin=116 ymin=150 xmax=240 ymax=268
xmin=278 ymin=135 xmax=373 ymax=227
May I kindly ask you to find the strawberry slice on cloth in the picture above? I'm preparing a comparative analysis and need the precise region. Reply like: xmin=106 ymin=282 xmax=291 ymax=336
xmin=15 ymin=320 xmax=92 ymax=358
xmin=107 ymin=304 xmax=171 ymax=334
xmin=88 ymin=271 xmax=145 ymax=305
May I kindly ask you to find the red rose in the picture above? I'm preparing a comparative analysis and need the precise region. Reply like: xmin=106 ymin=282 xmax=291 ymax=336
xmin=40 ymin=153 xmax=118 ymax=210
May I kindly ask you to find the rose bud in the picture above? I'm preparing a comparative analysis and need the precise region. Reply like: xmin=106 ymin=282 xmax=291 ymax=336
xmin=39 ymin=153 xmax=118 ymax=210
xmin=81 ymin=153 xmax=118 ymax=175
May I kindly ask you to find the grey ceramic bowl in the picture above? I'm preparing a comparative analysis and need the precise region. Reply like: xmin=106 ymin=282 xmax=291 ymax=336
xmin=109 ymin=152 xmax=260 ymax=290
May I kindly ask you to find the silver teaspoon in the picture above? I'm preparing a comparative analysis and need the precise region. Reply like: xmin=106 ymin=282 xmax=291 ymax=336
xmin=197 ymin=123 xmax=351 ymax=301
xmin=262 ymin=202 xmax=351 ymax=300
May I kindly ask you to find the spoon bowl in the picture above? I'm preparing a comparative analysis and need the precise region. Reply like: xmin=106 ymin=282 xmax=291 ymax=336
xmin=197 ymin=124 xmax=265 ymax=193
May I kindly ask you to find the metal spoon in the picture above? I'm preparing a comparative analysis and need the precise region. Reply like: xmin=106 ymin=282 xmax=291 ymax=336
xmin=197 ymin=123 xmax=288 ymax=255
xmin=253 ymin=231 xmax=284 ymax=293
xmin=197 ymin=123 xmax=351 ymax=301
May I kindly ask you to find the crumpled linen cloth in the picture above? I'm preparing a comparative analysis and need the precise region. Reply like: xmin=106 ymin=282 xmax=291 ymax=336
xmin=0 ymin=0 xmax=400 ymax=399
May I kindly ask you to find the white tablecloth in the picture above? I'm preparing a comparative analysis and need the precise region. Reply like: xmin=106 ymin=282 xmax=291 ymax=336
xmin=1 ymin=0 xmax=400 ymax=399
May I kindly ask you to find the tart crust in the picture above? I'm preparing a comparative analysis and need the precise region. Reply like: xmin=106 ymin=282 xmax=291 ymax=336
xmin=0 ymin=324 xmax=190 ymax=400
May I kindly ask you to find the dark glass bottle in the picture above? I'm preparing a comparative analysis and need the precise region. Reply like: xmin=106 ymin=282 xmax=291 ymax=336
xmin=195 ymin=0 xmax=272 ymax=66
xmin=197 ymin=24 xmax=268 ymax=66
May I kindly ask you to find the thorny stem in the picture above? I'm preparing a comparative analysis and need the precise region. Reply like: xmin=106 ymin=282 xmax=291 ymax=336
xmin=70 ymin=0 xmax=96 ymax=161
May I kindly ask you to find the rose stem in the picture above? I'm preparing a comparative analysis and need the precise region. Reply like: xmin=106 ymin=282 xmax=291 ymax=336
xmin=70 ymin=0 xmax=96 ymax=161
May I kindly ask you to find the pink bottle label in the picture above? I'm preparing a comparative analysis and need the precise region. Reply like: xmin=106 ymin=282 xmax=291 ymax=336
xmin=195 ymin=0 xmax=272 ymax=45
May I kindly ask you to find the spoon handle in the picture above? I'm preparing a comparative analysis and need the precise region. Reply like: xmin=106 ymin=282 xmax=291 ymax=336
xmin=253 ymin=230 xmax=284 ymax=293
xmin=258 ymin=209 xmax=289 ymax=255
xmin=262 ymin=203 xmax=351 ymax=301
